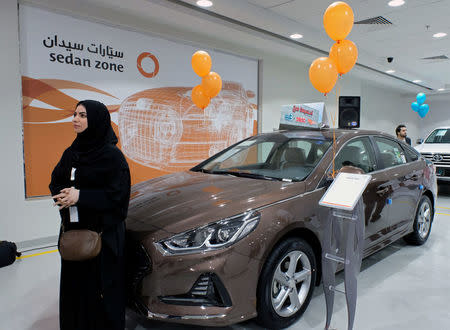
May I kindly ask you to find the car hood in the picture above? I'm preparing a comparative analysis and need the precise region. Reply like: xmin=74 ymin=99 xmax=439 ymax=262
xmin=415 ymin=143 xmax=450 ymax=153
xmin=126 ymin=171 xmax=305 ymax=239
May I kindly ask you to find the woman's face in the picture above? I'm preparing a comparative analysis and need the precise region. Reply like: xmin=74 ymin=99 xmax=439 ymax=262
xmin=72 ymin=104 xmax=88 ymax=133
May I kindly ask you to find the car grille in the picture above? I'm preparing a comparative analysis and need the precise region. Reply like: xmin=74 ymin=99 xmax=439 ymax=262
xmin=159 ymin=273 xmax=232 ymax=307
xmin=126 ymin=237 xmax=152 ymax=315
xmin=420 ymin=152 xmax=450 ymax=166
xmin=435 ymin=167 xmax=450 ymax=177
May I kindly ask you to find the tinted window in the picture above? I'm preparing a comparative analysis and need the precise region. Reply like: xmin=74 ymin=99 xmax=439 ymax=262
xmin=197 ymin=135 xmax=332 ymax=182
xmin=374 ymin=137 xmax=407 ymax=168
xmin=284 ymin=139 xmax=327 ymax=167
xmin=259 ymin=142 xmax=276 ymax=163
xmin=333 ymin=137 xmax=377 ymax=173
xmin=217 ymin=141 xmax=275 ymax=169
xmin=402 ymin=145 xmax=420 ymax=162
xmin=425 ymin=128 xmax=450 ymax=143
xmin=288 ymin=140 xmax=312 ymax=155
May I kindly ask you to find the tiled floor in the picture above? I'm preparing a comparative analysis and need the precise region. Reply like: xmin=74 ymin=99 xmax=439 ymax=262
xmin=2 ymin=187 xmax=450 ymax=330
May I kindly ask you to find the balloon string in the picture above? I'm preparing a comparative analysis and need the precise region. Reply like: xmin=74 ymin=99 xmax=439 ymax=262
xmin=332 ymin=79 xmax=340 ymax=178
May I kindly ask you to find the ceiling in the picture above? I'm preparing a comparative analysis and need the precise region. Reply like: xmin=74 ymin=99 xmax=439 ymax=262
xmin=30 ymin=0 xmax=449 ymax=95
xmin=173 ymin=0 xmax=450 ymax=94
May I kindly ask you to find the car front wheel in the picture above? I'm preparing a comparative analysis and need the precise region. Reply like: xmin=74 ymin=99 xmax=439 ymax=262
xmin=256 ymin=238 xmax=316 ymax=329
xmin=404 ymin=195 xmax=433 ymax=245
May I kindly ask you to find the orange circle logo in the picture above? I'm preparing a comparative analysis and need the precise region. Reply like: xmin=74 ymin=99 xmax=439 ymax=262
xmin=137 ymin=52 xmax=159 ymax=78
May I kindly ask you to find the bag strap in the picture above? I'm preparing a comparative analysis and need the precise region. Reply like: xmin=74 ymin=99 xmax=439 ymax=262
xmin=60 ymin=222 xmax=103 ymax=236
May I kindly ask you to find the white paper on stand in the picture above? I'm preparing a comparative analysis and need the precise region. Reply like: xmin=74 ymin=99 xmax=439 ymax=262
xmin=319 ymin=172 xmax=372 ymax=211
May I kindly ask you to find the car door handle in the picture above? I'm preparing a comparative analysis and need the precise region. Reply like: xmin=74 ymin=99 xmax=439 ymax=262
xmin=376 ymin=187 xmax=390 ymax=195
xmin=405 ymin=174 xmax=418 ymax=181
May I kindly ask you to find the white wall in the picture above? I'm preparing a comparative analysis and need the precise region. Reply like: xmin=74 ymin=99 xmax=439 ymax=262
xmin=259 ymin=53 xmax=421 ymax=144
xmin=360 ymin=81 xmax=420 ymax=144
xmin=1 ymin=0 xmax=61 ymax=244
xmin=1 ymin=0 xmax=427 ymax=244
xmin=418 ymin=97 xmax=450 ymax=140
xmin=260 ymin=53 xmax=362 ymax=133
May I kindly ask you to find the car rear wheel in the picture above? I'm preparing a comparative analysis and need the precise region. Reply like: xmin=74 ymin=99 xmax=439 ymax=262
xmin=404 ymin=195 xmax=433 ymax=245
xmin=256 ymin=238 xmax=316 ymax=329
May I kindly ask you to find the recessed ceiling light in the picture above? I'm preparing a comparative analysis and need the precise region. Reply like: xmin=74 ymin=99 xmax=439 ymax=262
xmin=433 ymin=32 xmax=447 ymax=38
xmin=388 ymin=0 xmax=405 ymax=7
xmin=438 ymin=88 xmax=445 ymax=91
xmin=196 ymin=0 xmax=213 ymax=8
xmin=413 ymin=80 xmax=422 ymax=83
xmin=290 ymin=33 xmax=303 ymax=39
xmin=386 ymin=70 xmax=395 ymax=74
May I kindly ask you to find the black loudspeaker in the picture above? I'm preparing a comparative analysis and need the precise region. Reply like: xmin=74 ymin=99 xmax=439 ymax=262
xmin=339 ymin=96 xmax=360 ymax=128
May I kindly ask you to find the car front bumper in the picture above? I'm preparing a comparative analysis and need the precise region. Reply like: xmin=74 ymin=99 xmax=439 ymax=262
xmin=126 ymin=235 xmax=261 ymax=327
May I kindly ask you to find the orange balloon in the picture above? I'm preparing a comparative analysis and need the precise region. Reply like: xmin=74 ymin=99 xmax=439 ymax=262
xmin=329 ymin=40 xmax=358 ymax=74
xmin=191 ymin=51 xmax=212 ymax=77
xmin=309 ymin=57 xmax=338 ymax=94
xmin=201 ymin=72 xmax=222 ymax=98
xmin=323 ymin=2 xmax=354 ymax=41
xmin=191 ymin=85 xmax=210 ymax=109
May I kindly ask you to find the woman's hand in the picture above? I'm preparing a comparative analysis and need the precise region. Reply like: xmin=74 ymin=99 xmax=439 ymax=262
xmin=52 ymin=187 xmax=80 ymax=210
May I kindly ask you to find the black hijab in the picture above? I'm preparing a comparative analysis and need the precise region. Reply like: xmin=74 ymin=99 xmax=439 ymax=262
xmin=70 ymin=100 xmax=118 ymax=166
xmin=50 ymin=99 xmax=129 ymax=206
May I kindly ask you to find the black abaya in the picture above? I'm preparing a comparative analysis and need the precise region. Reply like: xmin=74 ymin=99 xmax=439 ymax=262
xmin=49 ymin=100 xmax=130 ymax=330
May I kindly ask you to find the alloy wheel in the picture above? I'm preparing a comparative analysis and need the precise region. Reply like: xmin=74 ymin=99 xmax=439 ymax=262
xmin=270 ymin=250 xmax=312 ymax=317
xmin=418 ymin=201 xmax=431 ymax=239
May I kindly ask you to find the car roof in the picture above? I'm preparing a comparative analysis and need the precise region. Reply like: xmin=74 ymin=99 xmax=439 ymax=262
xmin=262 ymin=128 xmax=393 ymax=141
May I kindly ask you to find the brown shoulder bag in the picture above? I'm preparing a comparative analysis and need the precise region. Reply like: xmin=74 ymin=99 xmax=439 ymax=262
xmin=59 ymin=224 xmax=102 ymax=261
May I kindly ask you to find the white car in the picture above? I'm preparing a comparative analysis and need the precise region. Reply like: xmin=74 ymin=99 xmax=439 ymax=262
xmin=415 ymin=127 xmax=450 ymax=182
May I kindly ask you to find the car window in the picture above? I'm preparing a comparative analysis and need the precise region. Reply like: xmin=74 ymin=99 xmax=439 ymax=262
xmin=374 ymin=137 xmax=407 ymax=168
xmin=197 ymin=135 xmax=332 ymax=182
xmin=281 ymin=139 xmax=325 ymax=167
xmin=425 ymin=128 xmax=450 ymax=143
xmin=288 ymin=140 xmax=312 ymax=155
xmin=402 ymin=144 xmax=420 ymax=162
xmin=333 ymin=137 xmax=376 ymax=173
xmin=218 ymin=141 xmax=275 ymax=169
xmin=259 ymin=142 xmax=276 ymax=163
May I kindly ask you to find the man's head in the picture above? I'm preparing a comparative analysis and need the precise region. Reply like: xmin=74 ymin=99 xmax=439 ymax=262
xmin=396 ymin=124 xmax=407 ymax=138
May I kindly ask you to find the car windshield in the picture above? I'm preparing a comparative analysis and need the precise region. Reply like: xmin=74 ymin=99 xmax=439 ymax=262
xmin=425 ymin=129 xmax=450 ymax=143
xmin=192 ymin=134 xmax=332 ymax=182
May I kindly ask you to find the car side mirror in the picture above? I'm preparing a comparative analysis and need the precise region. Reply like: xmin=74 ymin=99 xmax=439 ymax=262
xmin=322 ymin=165 xmax=364 ymax=189
xmin=323 ymin=176 xmax=334 ymax=188
xmin=416 ymin=138 xmax=424 ymax=144
xmin=322 ymin=175 xmax=334 ymax=188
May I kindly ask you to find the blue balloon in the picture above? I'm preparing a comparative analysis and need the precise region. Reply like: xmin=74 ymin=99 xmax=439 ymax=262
xmin=416 ymin=92 xmax=426 ymax=105
xmin=411 ymin=102 xmax=419 ymax=112
xmin=418 ymin=103 xmax=429 ymax=118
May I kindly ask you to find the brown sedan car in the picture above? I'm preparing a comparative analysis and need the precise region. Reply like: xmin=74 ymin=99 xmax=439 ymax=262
xmin=125 ymin=128 xmax=437 ymax=329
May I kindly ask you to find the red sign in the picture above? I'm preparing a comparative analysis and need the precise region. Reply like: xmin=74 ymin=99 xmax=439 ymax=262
xmin=292 ymin=105 xmax=313 ymax=117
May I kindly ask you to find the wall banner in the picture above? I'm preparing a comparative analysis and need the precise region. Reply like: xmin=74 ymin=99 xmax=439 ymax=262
xmin=19 ymin=5 xmax=258 ymax=197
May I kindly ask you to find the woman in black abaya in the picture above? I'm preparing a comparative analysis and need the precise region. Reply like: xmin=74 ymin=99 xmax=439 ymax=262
xmin=49 ymin=100 xmax=130 ymax=330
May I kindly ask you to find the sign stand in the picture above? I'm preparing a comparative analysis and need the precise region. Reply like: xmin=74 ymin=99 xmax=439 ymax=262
xmin=319 ymin=172 xmax=371 ymax=330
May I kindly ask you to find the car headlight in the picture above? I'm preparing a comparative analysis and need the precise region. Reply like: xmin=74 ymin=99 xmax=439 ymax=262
xmin=155 ymin=211 xmax=261 ymax=255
